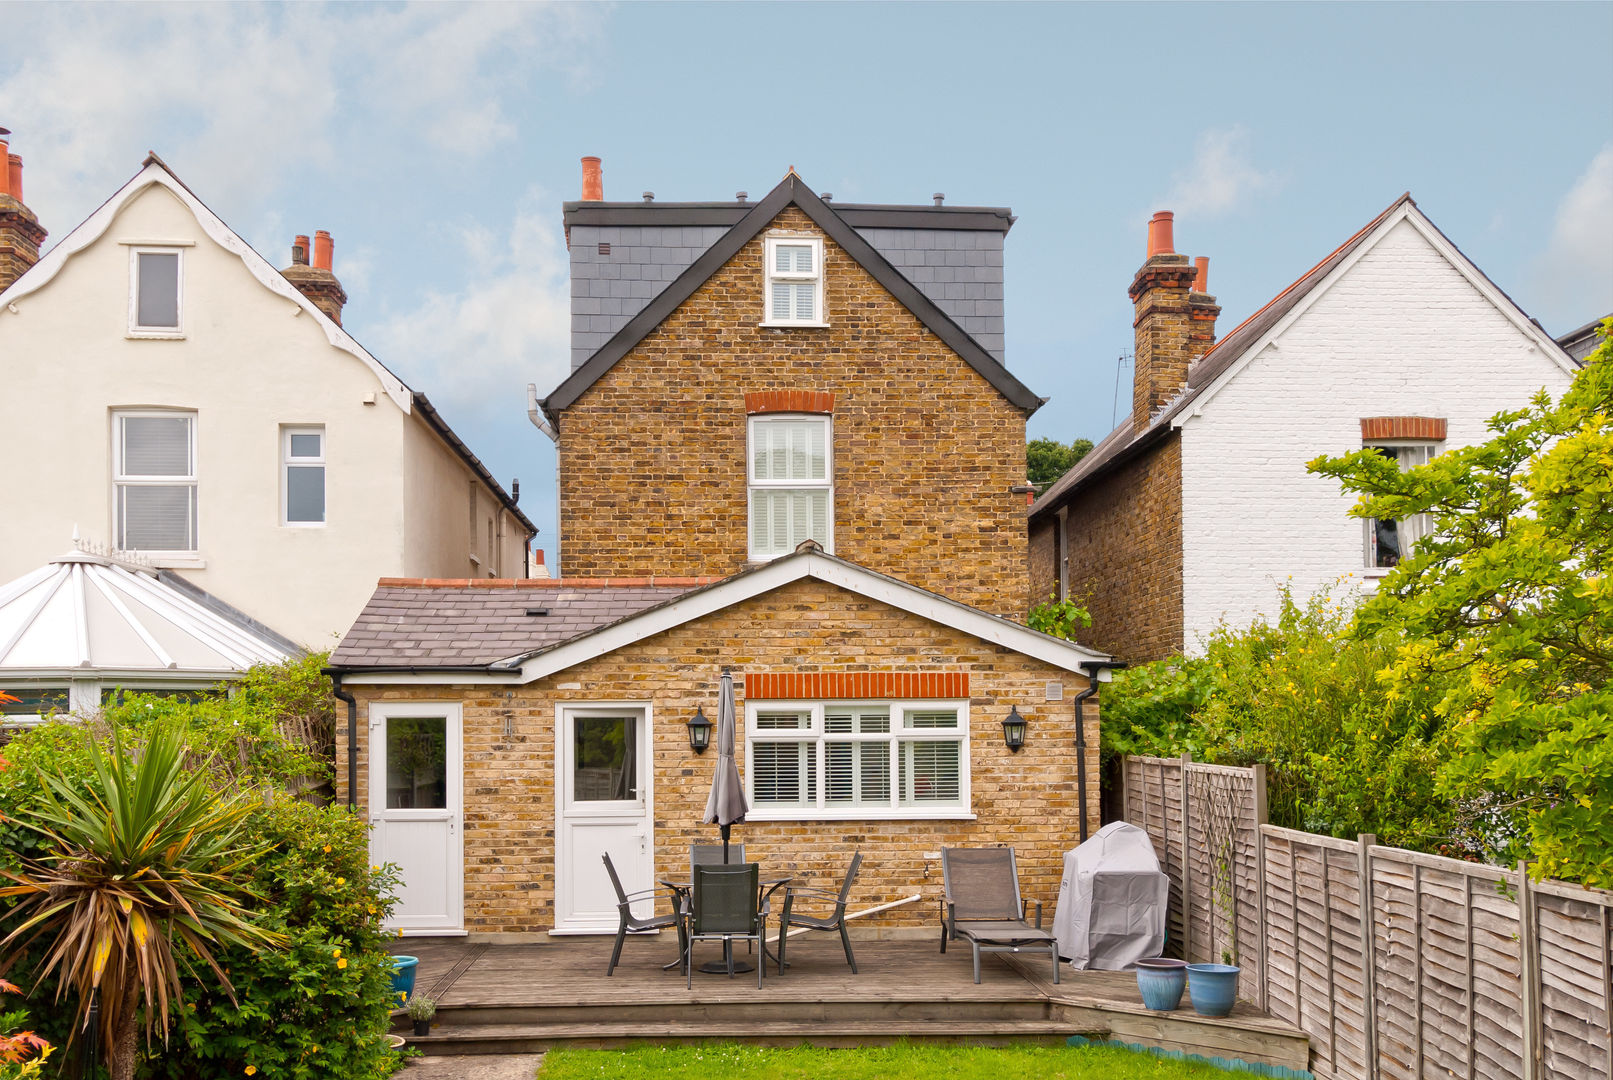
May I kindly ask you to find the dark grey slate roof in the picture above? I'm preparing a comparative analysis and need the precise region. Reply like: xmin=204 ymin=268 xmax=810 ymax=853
xmin=1030 ymin=194 xmax=1412 ymax=522
xmin=1556 ymin=316 xmax=1608 ymax=364
xmin=545 ymin=173 xmax=1043 ymax=421
xmin=330 ymin=581 xmax=703 ymax=668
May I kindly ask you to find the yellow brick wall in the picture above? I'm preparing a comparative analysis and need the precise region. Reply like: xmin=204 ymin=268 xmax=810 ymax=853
xmin=339 ymin=577 xmax=1101 ymax=934
xmin=557 ymin=207 xmax=1032 ymax=620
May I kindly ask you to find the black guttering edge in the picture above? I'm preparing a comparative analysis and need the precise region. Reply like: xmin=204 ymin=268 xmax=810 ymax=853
xmin=155 ymin=571 xmax=305 ymax=656
xmin=411 ymin=393 xmax=538 ymax=537
xmin=325 ymin=664 xmax=520 ymax=676
xmin=563 ymin=202 xmax=1015 ymax=233
xmin=545 ymin=175 xmax=1044 ymax=420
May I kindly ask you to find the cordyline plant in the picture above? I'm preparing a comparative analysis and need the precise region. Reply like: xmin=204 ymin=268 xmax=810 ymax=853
xmin=0 ymin=721 xmax=284 ymax=1080
xmin=1310 ymin=320 xmax=1612 ymax=886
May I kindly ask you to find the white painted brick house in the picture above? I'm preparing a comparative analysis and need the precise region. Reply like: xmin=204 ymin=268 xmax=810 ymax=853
xmin=1029 ymin=195 xmax=1581 ymax=663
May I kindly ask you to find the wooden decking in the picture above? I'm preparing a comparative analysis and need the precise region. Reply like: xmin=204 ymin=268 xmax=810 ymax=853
xmin=392 ymin=935 xmax=1310 ymax=1070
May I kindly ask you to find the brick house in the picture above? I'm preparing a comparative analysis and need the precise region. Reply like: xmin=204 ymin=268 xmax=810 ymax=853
xmin=1028 ymin=195 xmax=1580 ymax=664
xmin=330 ymin=166 xmax=1116 ymax=938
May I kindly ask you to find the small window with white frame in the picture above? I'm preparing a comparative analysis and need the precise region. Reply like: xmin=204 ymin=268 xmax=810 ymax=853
xmin=282 ymin=426 xmax=326 ymax=525
xmin=745 ymin=700 xmax=970 ymax=820
xmin=748 ymin=415 xmax=832 ymax=559
xmin=1364 ymin=443 xmax=1435 ymax=568
xmin=763 ymin=236 xmax=824 ymax=325
xmin=113 ymin=410 xmax=197 ymax=552
xmin=128 ymin=247 xmax=183 ymax=334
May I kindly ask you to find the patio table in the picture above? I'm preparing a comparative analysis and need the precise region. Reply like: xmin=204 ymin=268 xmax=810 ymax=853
xmin=661 ymin=875 xmax=793 ymax=975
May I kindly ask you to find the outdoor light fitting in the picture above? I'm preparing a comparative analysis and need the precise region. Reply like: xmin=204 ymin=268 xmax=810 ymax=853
xmin=687 ymin=706 xmax=713 ymax=754
xmin=1002 ymin=706 xmax=1027 ymax=752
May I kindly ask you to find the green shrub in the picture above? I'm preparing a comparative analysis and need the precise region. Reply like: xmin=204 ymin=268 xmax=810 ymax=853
xmin=1027 ymin=594 xmax=1092 ymax=641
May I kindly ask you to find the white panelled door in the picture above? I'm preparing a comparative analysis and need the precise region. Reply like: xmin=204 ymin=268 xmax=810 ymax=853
xmin=371 ymin=703 xmax=464 ymax=935
xmin=554 ymin=705 xmax=655 ymax=933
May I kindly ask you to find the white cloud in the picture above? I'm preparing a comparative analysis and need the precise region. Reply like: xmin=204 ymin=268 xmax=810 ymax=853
xmin=1159 ymin=126 xmax=1281 ymax=220
xmin=368 ymin=190 xmax=572 ymax=419
xmin=0 ymin=3 xmax=602 ymax=234
xmin=1530 ymin=145 xmax=1613 ymax=329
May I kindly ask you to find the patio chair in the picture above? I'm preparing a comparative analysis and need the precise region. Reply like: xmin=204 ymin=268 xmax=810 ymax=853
xmin=685 ymin=862 xmax=766 ymax=989
xmin=777 ymin=850 xmax=862 ymax=975
xmin=602 ymin=853 xmax=686 ymax=977
xmin=690 ymin=842 xmax=746 ymax=875
xmin=939 ymin=847 xmax=1060 ymax=985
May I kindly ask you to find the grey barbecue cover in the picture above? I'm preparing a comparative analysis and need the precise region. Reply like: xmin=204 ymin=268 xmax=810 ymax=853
xmin=1053 ymin=822 xmax=1170 ymax=970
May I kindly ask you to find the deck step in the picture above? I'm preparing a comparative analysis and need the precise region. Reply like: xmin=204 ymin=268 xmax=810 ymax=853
xmin=426 ymin=996 xmax=1052 ymax=1027
xmin=405 ymin=1018 xmax=1104 ymax=1055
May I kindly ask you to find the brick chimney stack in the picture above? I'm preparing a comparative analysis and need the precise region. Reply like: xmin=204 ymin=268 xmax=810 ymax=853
xmin=0 ymin=128 xmax=48 ymax=294
xmin=1128 ymin=211 xmax=1217 ymax=430
xmin=280 ymin=228 xmax=347 ymax=325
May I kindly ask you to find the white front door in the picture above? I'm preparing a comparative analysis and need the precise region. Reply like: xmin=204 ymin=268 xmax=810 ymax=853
xmin=554 ymin=704 xmax=655 ymax=933
xmin=371 ymin=702 xmax=464 ymax=935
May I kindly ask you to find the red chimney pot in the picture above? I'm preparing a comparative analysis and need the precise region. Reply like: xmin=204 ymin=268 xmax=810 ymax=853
xmin=1193 ymin=256 xmax=1209 ymax=293
xmin=0 ymin=137 xmax=10 ymax=199
xmin=581 ymin=156 xmax=603 ymax=201
xmin=313 ymin=230 xmax=333 ymax=271
xmin=292 ymin=234 xmax=310 ymax=266
xmin=1146 ymin=211 xmax=1175 ymax=259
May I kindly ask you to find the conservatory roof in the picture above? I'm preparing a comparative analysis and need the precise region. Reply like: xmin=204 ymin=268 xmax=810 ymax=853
xmin=0 ymin=548 xmax=295 ymax=681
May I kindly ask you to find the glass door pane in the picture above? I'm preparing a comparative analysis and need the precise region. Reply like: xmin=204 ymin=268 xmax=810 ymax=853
xmin=386 ymin=716 xmax=448 ymax=809
xmin=573 ymin=716 xmax=637 ymax=801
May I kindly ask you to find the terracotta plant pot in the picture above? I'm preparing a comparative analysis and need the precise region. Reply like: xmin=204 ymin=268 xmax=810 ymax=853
xmin=1134 ymin=957 xmax=1188 ymax=1011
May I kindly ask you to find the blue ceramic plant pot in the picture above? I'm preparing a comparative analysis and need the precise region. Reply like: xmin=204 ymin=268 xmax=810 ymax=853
xmin=1186 ymin=962 xmax=1241 ymax=1017
xmin=1134 ymin=957 xmax=1188 ymax=1011
xmin=390 ymin=956 xmax=419 ymax=1004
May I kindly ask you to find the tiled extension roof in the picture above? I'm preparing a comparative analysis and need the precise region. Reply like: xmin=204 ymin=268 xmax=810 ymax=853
xmin=330 ymin=577 xmax=717 ymax=668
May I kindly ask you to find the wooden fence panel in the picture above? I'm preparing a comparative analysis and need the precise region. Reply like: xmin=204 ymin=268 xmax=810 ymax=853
xmin=1535 ymin=887 xmax=1613 ymax=1080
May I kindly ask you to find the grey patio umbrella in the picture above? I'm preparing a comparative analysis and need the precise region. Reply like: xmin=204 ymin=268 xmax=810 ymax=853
xmin=702 ymin=668 xmax=749 ymax=860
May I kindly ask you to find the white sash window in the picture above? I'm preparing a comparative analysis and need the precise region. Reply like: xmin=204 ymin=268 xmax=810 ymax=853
xmin=114 ymin=411 xmax=197 ymax=553
xmin=748 ymin=415 xmax=832 ymax=559
xmin=1365 ymin=443 xmax=1435 ymax=568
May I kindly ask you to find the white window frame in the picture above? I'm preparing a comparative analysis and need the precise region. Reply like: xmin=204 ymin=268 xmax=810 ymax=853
xmin=761 ymin=235 xmax=827 ymax=327
xmin=1363 ymin=441 xmax=1437 ymax=571
xmin=747 ymin=414 xmax=834 ymax=560
xmin=743 ymin=699 xmax=973 ymax=821
xmin=281 ymin=426 xmax=326 ymax=527
xmin=127 ymin=246 xmax=185 ymax=337
xmin=113 ymin=409 xmax=198 ymax=555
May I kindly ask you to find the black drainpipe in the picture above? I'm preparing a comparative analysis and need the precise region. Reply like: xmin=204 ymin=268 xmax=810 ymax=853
xmin=1073 ymin=661 xmax=1123 ymax=842
xmin=327 ymin=667 xmax=358 ymax=810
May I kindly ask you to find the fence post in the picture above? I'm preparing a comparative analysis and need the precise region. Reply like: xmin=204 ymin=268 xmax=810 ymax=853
xmin=1253 ymin=765 xmax=1269 ymax=1011
xmin=1517 ymin=861 xmax=1542 ymax=1080
xmin=1180 ymin=752 xmax=1193 ymax=962
xmin=1120 ymin=755 xmax=1129 ymax=822
xmin=1356 ymin=834 xmax=1378 ymax=1080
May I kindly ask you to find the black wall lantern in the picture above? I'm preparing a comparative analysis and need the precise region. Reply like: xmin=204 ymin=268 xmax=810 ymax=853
xmin=1002 ymin=706 xmax=1028 ymax=753
xmin=686 ymin=706 xmax=713 ymax=754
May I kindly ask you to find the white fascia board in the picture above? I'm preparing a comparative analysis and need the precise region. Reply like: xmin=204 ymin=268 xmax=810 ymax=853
xmin=502 ymin=552 xmax=1113 ymax=685
xmin=0 ymin=163 xmax=412 ymax=411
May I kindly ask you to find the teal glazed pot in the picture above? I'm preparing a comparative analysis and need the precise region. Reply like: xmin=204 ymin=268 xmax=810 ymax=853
xmin=390 ymin=956 xmax=419 ymax=1003
xmin=1186 ymin=962 xmax=1241 ymax=1017
xmin=1135 ymin=957 xmax=1189 ymax=1011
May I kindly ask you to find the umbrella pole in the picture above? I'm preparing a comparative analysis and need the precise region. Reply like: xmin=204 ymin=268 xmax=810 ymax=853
xmin=721 ymin=823 xmax=731 ymax=863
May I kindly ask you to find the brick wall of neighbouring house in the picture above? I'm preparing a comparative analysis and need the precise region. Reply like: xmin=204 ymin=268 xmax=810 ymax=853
xmin=1052 ymin=434 xmax=1184 ymax=664
xmin=338 ymin=577 xmax=1101 ymax=936
xmin=1027 ymin=515 xmax=1057 ymax=611
xmin=557 ymin=207 xmax=1032 ymax=619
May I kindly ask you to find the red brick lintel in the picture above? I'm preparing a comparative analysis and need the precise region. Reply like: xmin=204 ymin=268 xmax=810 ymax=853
xmin=745 ymin=390 xmax=835 ymax=415
xmin=1360 ymin=416 xmax=1447 ymax=441
xmin=376 ymin=576 xmax=723 ymax=588
xmin=744 ymin=672 xmax=969 ymax=700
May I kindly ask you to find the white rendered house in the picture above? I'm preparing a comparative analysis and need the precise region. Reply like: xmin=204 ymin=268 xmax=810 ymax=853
xmin=0 ymin=144 xmax=536 ymax=646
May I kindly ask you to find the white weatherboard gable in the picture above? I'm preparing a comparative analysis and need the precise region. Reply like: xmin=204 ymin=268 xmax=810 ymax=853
xmin=1175 ymin=208 xmax=1579 ymax=654
xmin=0 ymin=161 xmax=412 ymax=411
xmin=339 ymin=552 xmax=1114 ymax=687
xmin=1172 ymin=201 xmax=1578 ymax=427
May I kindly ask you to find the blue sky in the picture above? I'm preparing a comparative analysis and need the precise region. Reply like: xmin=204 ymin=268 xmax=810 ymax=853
xmin=4 ymin=2 xmax=1610 ymax=567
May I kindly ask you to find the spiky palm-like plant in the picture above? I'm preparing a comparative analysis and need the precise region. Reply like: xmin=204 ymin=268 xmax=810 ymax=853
xmin=0 ymin=721 xmax=283 ymax=1080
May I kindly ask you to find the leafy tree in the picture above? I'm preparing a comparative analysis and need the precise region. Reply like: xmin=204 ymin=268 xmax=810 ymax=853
xmin=0 ymin=723 xmax=281 ymax=1080
xmin=1027 ymin=437 xmax=1094 ymax=491
xmin=1027 ymin=594 xmax=1092 ymax=641
xmin=1310 ymin=323 xmax=1612 ymax=885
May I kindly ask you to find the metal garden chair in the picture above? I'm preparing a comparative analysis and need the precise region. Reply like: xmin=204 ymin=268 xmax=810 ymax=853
xmin=777 ymin=850 xmax=862 ymax=975
xmin=685 ymin=862 xmax=766 ymax=989
xmin=939 ymin=846 xmax=1060 ymax=984
xmin=602 ymin=852 xmax=685 ymax=976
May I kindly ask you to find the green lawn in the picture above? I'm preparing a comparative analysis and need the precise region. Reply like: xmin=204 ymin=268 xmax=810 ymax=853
xmin=536 ymin=1041 xmax=1228 ymax=1079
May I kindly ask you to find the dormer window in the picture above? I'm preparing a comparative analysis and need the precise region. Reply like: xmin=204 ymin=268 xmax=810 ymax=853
xmin=129 ymin=247 xmax=183 ymax=335
xmin=763 ymin=236 xmax=824 ymax=326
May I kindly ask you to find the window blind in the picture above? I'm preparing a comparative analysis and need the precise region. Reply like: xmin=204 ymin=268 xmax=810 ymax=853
xmin=136 ymin=252 xmax=180 ymax=328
